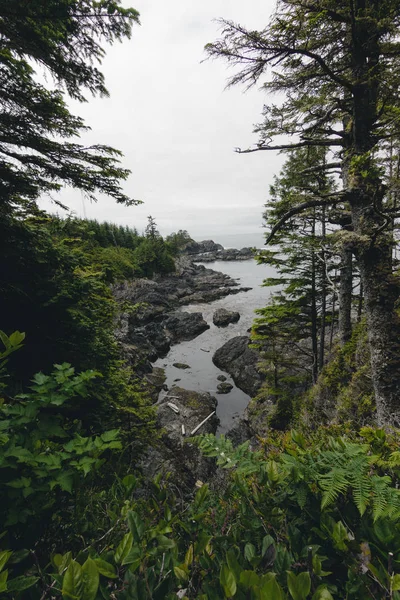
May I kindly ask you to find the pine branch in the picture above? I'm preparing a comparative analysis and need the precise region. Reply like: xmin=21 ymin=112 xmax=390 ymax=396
xmin=265 ymin=194 xmax=347 ymax=245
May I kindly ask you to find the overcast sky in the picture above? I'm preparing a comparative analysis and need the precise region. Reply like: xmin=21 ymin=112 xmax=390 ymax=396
xmin=39 ymin=0 xmax=283 ymax=240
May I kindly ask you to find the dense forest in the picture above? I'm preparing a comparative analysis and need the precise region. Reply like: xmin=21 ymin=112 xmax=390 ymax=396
xmin=2 ymin=0 xmax=400 ymax=598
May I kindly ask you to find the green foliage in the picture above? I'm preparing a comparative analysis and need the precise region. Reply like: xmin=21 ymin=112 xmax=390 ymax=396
xmin=0 ymin=358 xmax=122 ymax=538
xmin=0 ymin=331 xmax=25 ymax=390
xmin=132 ymin=237 xmax=175 ymax=277
xmin=5 ymin=427 xmax=400 ymax=598
xmin=0 ymin=0 xmax=140 ymax=215
xmin=165 ymin=230 xmax=194 ymax=255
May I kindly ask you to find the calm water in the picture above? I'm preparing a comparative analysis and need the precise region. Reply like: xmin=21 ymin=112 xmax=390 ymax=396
xmin=154 ymin=259 xmax=276 ymax=432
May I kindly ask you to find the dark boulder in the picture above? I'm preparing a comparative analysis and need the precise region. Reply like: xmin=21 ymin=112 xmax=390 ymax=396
xmin=164 ymin=311 xmax=209 ymax=342
xmin=213 ymin=336 xmax=263 ymax=397
xmin=213 ymin=308 xmax=240 ymax=327
xmin=217 ymin=382 xmax=233 ymax=394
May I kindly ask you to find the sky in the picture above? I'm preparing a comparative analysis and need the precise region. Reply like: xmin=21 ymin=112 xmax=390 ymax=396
xmin=39 ymin=0 xmax=283 ymax=241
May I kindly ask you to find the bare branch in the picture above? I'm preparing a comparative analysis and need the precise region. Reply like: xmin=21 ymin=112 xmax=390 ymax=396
xmin=265 ymin=194 xmax=347 ymax=245
xmin=300 ymin=162 xmax=342 ymax=175
xmin=236 ymin=139 xmax=343 ymax=153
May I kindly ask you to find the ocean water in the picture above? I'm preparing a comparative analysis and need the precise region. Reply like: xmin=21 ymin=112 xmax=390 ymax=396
xmin=154 ymin=259 xmax=277 ymax=432
xmin=194 ymin=232 xmax=267 ymax=250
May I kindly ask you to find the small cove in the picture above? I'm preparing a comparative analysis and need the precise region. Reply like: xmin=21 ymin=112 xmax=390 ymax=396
xmin=153 ymin=259 xmax=276 ymax=432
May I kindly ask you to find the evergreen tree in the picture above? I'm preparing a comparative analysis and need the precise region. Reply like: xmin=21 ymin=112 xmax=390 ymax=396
xmin=253 ymin=149 xmax=338 ymax=426
xmin=207 ymin=0 xmax=400 ymax=425
xmin=0 ymin=0 xmax=140 ymax=216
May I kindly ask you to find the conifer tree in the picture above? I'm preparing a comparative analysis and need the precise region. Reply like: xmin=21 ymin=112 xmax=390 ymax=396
xmin=207 ymin=0 xmax=400 ymax=425
xmin=0 ymin=0 xmax=140 ymax=216
xmin=253 ymin=148 xmax=337 ymax=422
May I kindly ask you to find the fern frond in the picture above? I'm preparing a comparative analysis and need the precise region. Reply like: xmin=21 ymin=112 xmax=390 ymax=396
xmin=370 ymin=475 xmax=389 ymax=521
xmin=349 ymin=457 xmax=371 ymax=516
xmin=319 ymin=468 xmax=349 ymax=510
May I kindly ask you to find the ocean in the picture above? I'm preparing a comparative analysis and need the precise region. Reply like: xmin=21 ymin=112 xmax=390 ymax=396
xmin=194 ymin=232 xmax=267 ymax=251
xmin=154 ymin=258 xmax=277 ymax=432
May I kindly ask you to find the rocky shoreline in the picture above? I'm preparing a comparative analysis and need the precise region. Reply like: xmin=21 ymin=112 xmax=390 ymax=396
xmin=113 ymin=253 xmax=266 ymax=487
xmin=113 ymin=256 xmax=251 ymax=374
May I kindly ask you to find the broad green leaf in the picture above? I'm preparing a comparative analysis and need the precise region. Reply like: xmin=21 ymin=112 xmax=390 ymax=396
xmin=312 ymin=586 xmax=334 ymax=600
xmin=0 ymin=550 xmax=12 ymax=572
xmin=127 ymin=511 xmax=144 ymax=542
xmin=287 ymin=571 xmax=311 ymax=600
xmin=184 ymin=545 xmax=193 ymax=568
xmin=262 ymin=535 xmax=275 ymax=557
xmin=114 ymin=532 xmax=133 ymax=564
xmin=244 ymin=543 xmax=256 ymax=563
xmin=52 ymin=472 xmax=74 ymax=493
xmin=121 ymin=545 xmax=141 ymax=566
xmin=0 ymin=331 xmax=10 ymax=350
xmin=239 ymin=570 xmax=260 ymax=589
xmin=194 ymin=532 xmax=212 ymax=556
xmin=266 ymin=460 xmax=279 ymax=483
xmin=174 ymin=566 xmax=188 ymax=581
xmin=0 ymin=570 xmax=8 ymax=593
xmin=9 ymin=331 xmax=25 ymax=347
xmin=260 ymin=573 xmax=284 ymax=599
xmin=220 ymin=564 xmax=237 ymax=598
xmin=62 ymin=560 xmax=83 ymax=600
xmin=194 ymin=483 xmax=209 ymax=508
xmin=93 ymin=559 xmax=117 ymax=579
xmin=7 ymin=575 xmax=39 ymax=592
xmin=156 ymin=534 xmax=176 ymax=551
xmin=226 ymin=550 xmax=241 ymax=581
xmin=81 ymin=558 xmax=99 ymax=600
xmin=331 ymin=521 xmax=349 ymax=551
xmin=393 ymin=574 xmax=400 ymax=592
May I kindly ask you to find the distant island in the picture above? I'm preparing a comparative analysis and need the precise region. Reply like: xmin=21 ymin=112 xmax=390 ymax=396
xmin=183 ymin=238 xmax=255 ymax=262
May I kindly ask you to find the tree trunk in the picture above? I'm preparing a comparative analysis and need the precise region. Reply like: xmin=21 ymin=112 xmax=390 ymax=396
xmin=347 ymin=6 xmax=400 ymax=424
xmin=338 ymin=245 xmax=353 ymax=345
xmin=311 ymin=212 xmax=318 ymax=383
xmin=356 ymin=242 xmax=400 ymax=426
xmin=319 ymin=206 xmax=327 ymax=369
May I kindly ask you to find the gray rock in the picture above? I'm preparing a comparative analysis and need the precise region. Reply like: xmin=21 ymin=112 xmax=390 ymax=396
xmin=217 ymin=375 xmax=227 ymax=382
xmin=143 ymin=367 xmax=167 ymax=403
xmin=164 ymin=311 xmax=209 ymax=342
xmin=213 ymin=308 xmax=240 ymax=327
xmin=213 ymin=336 xmax=264 ymax=397
xmin=184 ymin=240 xmax=224 ymax=255
xmin=217 ymin=382 xmax=233 ymax=394
xmin=139 ymin=387 xmax=219 ymax=490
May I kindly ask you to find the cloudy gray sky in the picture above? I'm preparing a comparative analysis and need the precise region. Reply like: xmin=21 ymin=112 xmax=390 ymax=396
xmin=40 ymin=0 xmax=283 ymax=240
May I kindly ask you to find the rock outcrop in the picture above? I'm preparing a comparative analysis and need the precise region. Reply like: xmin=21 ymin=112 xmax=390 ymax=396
xmin=139 ymin=387 xmax=219 ymax=489
xmin=213 ymin=308 xmax=240 ymax=327
xmin=184 ymin=240 xmax=224 ymax=255
xmin=164 ymin=312 xmax=209 ymax=342
xmin=217 ymin=382 xmax=233 ymax=394
xmin=212 ymin=336 xmax=264 ymax=397
xmin=183 ymin=241 xmax=255 ymax=262
xmin=113 ymin=258 xmax=251 ymax=370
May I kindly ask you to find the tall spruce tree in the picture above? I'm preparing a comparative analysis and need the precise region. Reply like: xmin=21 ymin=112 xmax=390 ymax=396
xmin=254 ymin=147 xmax=337 ymax=417
xmin=207 ymin=0 xmax=400 ymax=426
xmin=0 ymin=0 xmax=140 ymax=215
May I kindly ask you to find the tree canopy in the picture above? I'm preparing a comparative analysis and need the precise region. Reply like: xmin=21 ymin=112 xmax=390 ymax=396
xmin=206 ymin=0 xmax=400 ymax=426
xmin=0 ymin=0 xmax=141 ymax=215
